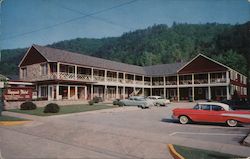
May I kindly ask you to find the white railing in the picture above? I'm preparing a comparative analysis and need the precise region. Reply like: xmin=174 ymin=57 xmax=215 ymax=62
xmin=106 ymin=77 xmax=117 ymax=82
xmin=210 ymin=78 xmax=226 ymax=83
xmin=144 ymin=81 xmax=151 ymax=86
xmin=118 ymin=78 xmax=124 ymax=83
xmin=125 ymin=79 xmax=134 ymax=84
xmin=179 ymin=80 xmax=192 ymax=85
xmin=152 ymin=81 xmax=164 ymax=86
xmin=166 ymin=81 xmax=177 ymax=85
xmin=77 ymin=74 xmax=92 ymax=81
xmin=93 ymin=75 xmax=105 ymax=81
xmin=135 ymin=80 xmax=143 ymax=85
xmin=194 ymin=79 xmax=208 ymax=84
xmin=58 ymin=72 xmax=75 ymax=80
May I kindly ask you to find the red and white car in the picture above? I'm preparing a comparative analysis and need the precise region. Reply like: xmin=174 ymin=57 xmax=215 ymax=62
xmin=172 ymin=102 xmax=250 ymax=127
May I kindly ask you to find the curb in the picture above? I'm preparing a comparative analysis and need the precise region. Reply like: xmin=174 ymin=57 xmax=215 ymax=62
xmin=0 ymin=121 xmax=30 ymax=126
xmin=167 ymin=144 xmax=185 ymax=159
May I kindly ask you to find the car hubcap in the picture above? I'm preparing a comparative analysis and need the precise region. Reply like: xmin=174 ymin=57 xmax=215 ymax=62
xmin=227 ymin=120 xmax=237 ymax=127
xmin=180 ymin=116 xmax=188 ymax=124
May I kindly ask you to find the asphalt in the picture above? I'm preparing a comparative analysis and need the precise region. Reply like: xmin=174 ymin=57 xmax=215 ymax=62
xmin=1 ymin=103 xmax=250 ymax=158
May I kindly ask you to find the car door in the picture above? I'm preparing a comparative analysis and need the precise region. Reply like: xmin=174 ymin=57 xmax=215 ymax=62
xmin=195 ymin=104 xmax=213 ymax=122
xmin=208 ymin=105 xmax=225 ymax=123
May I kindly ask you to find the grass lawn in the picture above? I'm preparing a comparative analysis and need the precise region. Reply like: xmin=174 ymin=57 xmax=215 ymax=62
xmin=0 ymin=115 xmax=28 ymax=121
xmin=8 ymin=104 xmax=118 ymax=116
xmin=173 ymin=145 xmax=244 ymax=159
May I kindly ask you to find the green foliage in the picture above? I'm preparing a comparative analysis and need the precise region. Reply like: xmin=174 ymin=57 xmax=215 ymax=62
xmin=113 ymin=99 xmax=120 ymax=105
xmin=88 ymin=100 xmax=94 ymax=105
xmin=43 ymin=103 xmax=60 ymax=113
xmin=93 ymin=96 xmax=103 ymax=103
xmin=20 ymin=101 xmax=37 ymax=110
xmin=212 ymin=50 xmax=247 ymax=74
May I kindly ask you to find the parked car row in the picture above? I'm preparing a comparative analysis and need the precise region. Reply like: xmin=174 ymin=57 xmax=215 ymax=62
xmin=113 ymin=96 xmax=250 ymax=127
xmin=115 ymin=96 xmax=170 ymax=109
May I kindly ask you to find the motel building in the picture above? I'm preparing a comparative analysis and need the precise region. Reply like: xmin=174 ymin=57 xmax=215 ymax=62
xmin=6 ymin=44 xmax=247 ymax=104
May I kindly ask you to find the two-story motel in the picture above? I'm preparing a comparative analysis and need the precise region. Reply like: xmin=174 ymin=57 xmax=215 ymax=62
xmin=18 ymin=44 xmax=247 ymax=102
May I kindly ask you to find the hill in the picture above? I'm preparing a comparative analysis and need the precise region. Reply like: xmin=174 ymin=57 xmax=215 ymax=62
xmin=0 ymin=22 xmax=249 ymax=80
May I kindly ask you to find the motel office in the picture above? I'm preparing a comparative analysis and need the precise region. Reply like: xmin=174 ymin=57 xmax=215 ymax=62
xmin=17 ymin=45 xmax=247 ymax=102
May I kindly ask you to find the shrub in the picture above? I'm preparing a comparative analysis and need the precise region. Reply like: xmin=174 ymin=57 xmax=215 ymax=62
xmin=20 ymin=101 xmax=37 ymax=110
xmin=93 ymin=96 xmax=103 ymax=103
xmin=113 ymin=99 xmax=120 ymax=105
xmin=43 ymin=103 xmax=60 ymax=113
xmin=88 ymin=100 xmax=94 ymax=105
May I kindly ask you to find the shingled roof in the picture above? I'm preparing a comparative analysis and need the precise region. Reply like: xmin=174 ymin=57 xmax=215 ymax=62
xmin=32 ymin=45 xmax=145 ymax=75
xmin=22 ymin=44 xmax=186 ymax=76
xmin=144 ymin=62 xmax=186 ymax=76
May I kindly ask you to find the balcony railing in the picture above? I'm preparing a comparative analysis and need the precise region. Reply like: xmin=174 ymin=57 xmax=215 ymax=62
xmin=194 ymin=79 xmax=208 ymax=84
xmin=152 ymin=81 xmax=164 ymax=86
xmin=135 ymin=80 xmax=143 ymax=85
xmin=125 ymin=79 xmax=134 ymax=84
xmin=144 ymin=81 xmax=151 ymax=86
xmin=77 ymin=74 xmax=91 ymax=81
xmin=166 ymin=81 xmax=177 ymax=85
xmin=179 ymin=80 xmax=192 ymax=85
xmin=210 ymin=78 xmax=226 ymax=83
xmin=106 ymin=77 xmax=117 ymax=82
xmin=93 ymin=75 xmax=105 ymax=81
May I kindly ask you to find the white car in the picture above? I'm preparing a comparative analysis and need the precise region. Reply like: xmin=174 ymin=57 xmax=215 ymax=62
xmin=119 ymin=96 xmax=154 ymax=109
xmin=147 ymin=96 xmax=170 ymax=106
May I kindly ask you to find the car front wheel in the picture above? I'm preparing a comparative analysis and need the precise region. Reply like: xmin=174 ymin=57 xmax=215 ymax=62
xmin=179 ymin=116 xmax=189 ymax=124
xmin=226 ymin=119 xmax=238 ymax=127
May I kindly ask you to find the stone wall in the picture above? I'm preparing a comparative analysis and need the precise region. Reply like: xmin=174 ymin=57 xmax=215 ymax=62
xmin=20 ymin=63 xmax=48 ymax=81
xmin=4 ymin=100 xmax=88 ymax=110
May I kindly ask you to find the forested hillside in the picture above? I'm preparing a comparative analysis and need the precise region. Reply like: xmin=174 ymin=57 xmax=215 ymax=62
xmin=0 ymin=22 xmax=249 ymax=80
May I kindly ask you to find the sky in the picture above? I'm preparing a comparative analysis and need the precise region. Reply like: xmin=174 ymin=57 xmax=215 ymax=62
xmin=1 ymin=0 xmax=250 ymax=49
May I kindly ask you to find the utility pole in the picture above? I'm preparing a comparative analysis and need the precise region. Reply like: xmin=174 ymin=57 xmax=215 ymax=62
xmin=0 ymin=0 xmax=3 ymax=62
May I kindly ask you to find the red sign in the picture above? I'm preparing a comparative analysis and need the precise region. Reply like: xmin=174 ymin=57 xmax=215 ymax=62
xmin=4 ymin=87 xmax=33 ymax=101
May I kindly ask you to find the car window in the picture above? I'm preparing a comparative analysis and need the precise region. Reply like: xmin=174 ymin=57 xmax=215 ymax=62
xmin=193 ymin=104 xmax=200 ymax=110
xmin=201 ymin=105 xmax=210 ymax=110
xmin=158 ymin=97 xmax=163 ymax=99
xmin=212 ymin=105 xmax=224 ymax=111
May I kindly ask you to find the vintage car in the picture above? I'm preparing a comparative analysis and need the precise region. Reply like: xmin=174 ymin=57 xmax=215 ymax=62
xmin=118 ymin=96 xmax=154 ymax=109
xmin=147 ymin=96 xmax=170 ymax=106
xmin=172 ymin=102 xmax=250 ymax=127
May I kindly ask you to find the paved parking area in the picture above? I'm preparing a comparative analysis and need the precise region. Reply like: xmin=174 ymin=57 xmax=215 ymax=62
xmin=1 ymin=102 xmax=250 ymax=158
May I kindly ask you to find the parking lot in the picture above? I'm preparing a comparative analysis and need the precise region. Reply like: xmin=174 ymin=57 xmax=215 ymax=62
xmin=1 ymin=102 xmax=250 ymax=158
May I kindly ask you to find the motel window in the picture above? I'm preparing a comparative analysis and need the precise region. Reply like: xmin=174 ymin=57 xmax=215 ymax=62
xmin=40 ymin=63 xmax=48 ymax=76
xmin=21 ymin=67 xmax=27 ymax=78
xmin=40 ymin=86 xmax=48 ymax=97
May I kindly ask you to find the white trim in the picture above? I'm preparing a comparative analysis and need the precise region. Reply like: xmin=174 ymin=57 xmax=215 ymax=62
xmin=8 ymin=81 xmax=33 ymax=85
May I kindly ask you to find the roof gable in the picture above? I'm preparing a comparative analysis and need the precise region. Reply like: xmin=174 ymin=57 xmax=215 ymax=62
xmin=19 ymin=46 xmax=48 ymax=67
xmin=178 ymin=54 xmax=228 ymax=74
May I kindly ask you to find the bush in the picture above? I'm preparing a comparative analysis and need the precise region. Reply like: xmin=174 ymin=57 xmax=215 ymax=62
xmin=113 ymin=99 xmax=120 ymax=105
xmin=93 ymin=96 xmax=103 ymax=103
xmin=20 ymin=101 xmax=37 ymax=110
xmin=88 ymin=100 xmax=94 ymax=105
xmin=43 ymin=103 xmax=60 ymax=113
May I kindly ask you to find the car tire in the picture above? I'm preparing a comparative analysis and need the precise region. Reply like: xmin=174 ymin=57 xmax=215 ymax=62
xmin=226 ymin=119 xmax=238 ymax=127
xmin=156 ymin=103 xmax=160 ymax=107
xmin=179 ymin=116 xmax=189 ymax=124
